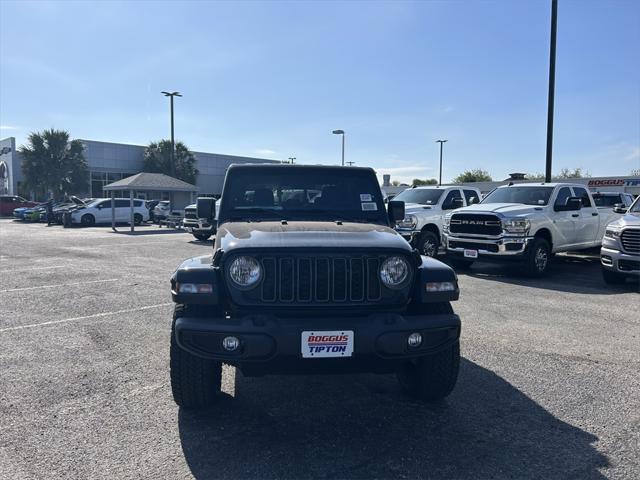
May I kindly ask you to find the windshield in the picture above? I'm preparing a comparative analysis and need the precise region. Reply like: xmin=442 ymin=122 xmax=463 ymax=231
xmin=393 ymin=189 xmax=443 ymax=205
xmin=219 ymin=167 xmax=387 ymax=224
xmin=630 ymin=197 xmax=640 ymax=213
xmin=592 ymin=194 xmax=621 ymax=207
xmin=481 ymin=186 xmax=555 ymax=206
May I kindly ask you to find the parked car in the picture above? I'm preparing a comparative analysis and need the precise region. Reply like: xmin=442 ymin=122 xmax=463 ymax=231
xmin=69 ymin=198 xmax=150 ymax=226
xmin=444 ymin=182 xmax=623 ymax=276
xmin=183 ymin=199 xmax=220 ymax=241
xmin=146 ymin=200 xmax=161 ymax=222
xmin=592 ymin=192 xmax=635 ymax=210
xmin=169 ymin=164 xmax=461 ymax=409
xmin=51 ymin=196 xmax=88 ymax=224
xmin=601 ymin=195 xmax=640 ymax=284
xmin=394 ymin=185 xmax=482 ymax=257
xmin=1 ymin=195 xmax=38 ymax=216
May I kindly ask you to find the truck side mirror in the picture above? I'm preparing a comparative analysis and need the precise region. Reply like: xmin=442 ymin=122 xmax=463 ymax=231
xmin=197 ymin=197 xmax=216 ymax=221
xmin=613 ymin=203 xmax=627 ymax=214
xmin=388 ymin=200 xmax=405 ymax=225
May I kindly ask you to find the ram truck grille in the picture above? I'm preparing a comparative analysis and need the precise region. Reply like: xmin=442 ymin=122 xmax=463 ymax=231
xmin=226 ymin=253 xmax=413 ymax=307
xmin=621 ymin=229 xmax=640 ymax=254
xmin=449 ymin=214 xmax=502 ymax=236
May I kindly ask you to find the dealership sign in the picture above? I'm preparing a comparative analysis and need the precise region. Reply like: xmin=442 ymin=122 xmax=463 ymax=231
xmin=588 ymin=178 xmax=640 ymax=187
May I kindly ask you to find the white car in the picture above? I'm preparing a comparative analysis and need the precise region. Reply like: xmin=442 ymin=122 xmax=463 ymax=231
xmin=70 ymin=198 xmax=150 ymax=227
xmin=153 ymin=200 xmax=184 ymax=222
xmin=393 ymin=186 xmax=482 ymax=257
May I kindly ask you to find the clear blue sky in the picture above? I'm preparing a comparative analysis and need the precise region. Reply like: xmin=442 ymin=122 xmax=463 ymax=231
xmin=1 ymin=0 xmax=638 ymax=183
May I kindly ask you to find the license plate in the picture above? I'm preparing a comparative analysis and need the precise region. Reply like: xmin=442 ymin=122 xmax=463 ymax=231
xmin=301 ymin=330 xmax=354 ymax=358
xmin=464 ymin=249 xmax=478 ymax=259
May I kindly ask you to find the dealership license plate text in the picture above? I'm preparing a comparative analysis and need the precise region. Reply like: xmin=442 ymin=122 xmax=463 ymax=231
xmin=301 ymin=331 xmax=354 ymax=358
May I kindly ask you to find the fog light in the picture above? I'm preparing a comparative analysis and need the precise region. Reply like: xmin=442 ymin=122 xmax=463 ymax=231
xmin=222 ymin=336 xmax=240 ymax=351
xmin=407 ymin=332 xmax=422 ymax=348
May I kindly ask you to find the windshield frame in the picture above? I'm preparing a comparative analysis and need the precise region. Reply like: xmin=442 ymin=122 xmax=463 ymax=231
xmin=629 ymin=196 xmax=640 ymax=213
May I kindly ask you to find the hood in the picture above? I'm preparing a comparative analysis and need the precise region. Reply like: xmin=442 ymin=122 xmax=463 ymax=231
xmin=608 ymin=212 xmax=640 ymax=228
xmin=70 ymin=196 xmax=85 ymax=206
xmin=215 ymin=221 xmax=411 ymax=253
xmin=453 ymin=202 xmax=544 ymax=217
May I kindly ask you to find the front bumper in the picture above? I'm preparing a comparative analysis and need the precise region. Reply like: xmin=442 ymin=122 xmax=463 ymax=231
xmin=445 ymin=234 xmax=533 ymax=259
xmin=174 ymin=311 xmax=460 ymax=374
xmin=601 ymin=247 xmax=640 ymax=276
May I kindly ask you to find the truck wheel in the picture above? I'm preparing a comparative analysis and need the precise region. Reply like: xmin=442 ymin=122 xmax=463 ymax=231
xmin=397 ymin=302 xmax=460 ymax=402
xmin=170 ymin=305 xmax=222 ymax=409
xmin=524 ymin=237 xmax=551 ymax=277
xmin=193 ymin=233 xmax=212 ymax=241
xmin=80 ymin=214 xmax=95 ymax=227
xmin=418 ymin=231 xmax=439 ymax=257
xmin=602 ymin=268 xmax=626 ymax=285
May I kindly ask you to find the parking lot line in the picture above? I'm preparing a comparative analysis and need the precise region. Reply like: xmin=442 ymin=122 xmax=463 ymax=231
xmin=0 ymin=265 xmax=67 ymax=273
xmin=0 ymin=278 xmax=118 ymax=293
xmin=0 ymin=302 xmax=173 ymax=332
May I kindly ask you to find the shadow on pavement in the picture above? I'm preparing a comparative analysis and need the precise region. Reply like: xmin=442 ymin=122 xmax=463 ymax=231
xmin=178 ymin=359 xmax=608 ymax=479
xmin=448 ymin=253 xmax=639 ymax=295
xmin=110 ymin=226 xmax=188 ymax=236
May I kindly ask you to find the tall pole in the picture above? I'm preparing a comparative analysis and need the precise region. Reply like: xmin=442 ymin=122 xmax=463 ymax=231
xmin=545 ymin=0 xmax=558 ymax=183
xmin=341 ymin=134 xmax=345 ymax=167
xmin=169 ymin=95 xmax=175 ymax=178
xmin=436 ymin=139 xmax=447 ymax=186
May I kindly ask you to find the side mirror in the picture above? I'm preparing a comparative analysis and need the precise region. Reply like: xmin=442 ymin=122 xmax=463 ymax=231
xmin=555 ymin=196 xmax=582 ymax=212
xmin=387 ymin=200 xmax=405 ymax=225
xmin=613 ymin=203 xmax=627 ymax=214
xmin=197 ymin=197 xmax=216 ymax=221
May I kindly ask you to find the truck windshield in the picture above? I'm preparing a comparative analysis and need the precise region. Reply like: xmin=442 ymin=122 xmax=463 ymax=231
xmin=630 ymin=197 xmax=640 ymax=213
xmin=219 ymin=167 xmax=388 ymax=224
xmin=393 ymin=189 xmax=443 ymax=205
xmin=481 ymin=186 xmax=555 ymax=206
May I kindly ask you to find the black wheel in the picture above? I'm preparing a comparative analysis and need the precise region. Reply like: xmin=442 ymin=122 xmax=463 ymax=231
xmin=134 ymin=213 xmax=143 ymax=225
xmin=170 ymin=305 xmax=222 ymax=409
xmin=602 ymin=268 xmax=626 ymax=285
xmin=193 ymin=233 xmax=212 ymax=241
xmin=524 ymin=237 xmax=551 ymax=277
xmin=397 ymin=302 xmax=460 ymax=402
xmin=417 ymin=231 xmax=440 ymax=258
xmin=80 ymin=214 xmax=95 ymax=227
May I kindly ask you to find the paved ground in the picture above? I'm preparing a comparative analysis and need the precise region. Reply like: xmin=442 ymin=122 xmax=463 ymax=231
xmin=0 ymin=218 xmax=638 ymax=480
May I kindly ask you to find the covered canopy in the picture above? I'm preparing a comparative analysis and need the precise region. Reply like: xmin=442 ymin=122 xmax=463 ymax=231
xmin=103 ymin=172 xmax=197 ymax=232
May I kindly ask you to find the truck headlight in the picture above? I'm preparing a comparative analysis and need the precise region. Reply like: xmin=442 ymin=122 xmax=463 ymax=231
xmin=604 ymin=227 xmax=621 ymax=238
xmin=502 ymin=218 xmax=530 ymax=233
xmin=380 ymin=256 xmax=410 ymax=288
xmin=396 ymin=214 xmax=417 ymax=229
xmin=443 ymin=214 xmax=452 ymax=233
xmin=229 ymin=256 xmax=262 ymax=288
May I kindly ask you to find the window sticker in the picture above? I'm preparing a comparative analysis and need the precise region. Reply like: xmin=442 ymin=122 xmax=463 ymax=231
xmin=360 ymin=193 xmax=372 ymax=202
xmin=361 ymin=202 xmax=377 ymax=211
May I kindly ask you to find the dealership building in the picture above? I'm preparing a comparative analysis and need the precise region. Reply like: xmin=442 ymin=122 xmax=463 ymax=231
xmin=0 ymin=136 xmax=278 ymax=201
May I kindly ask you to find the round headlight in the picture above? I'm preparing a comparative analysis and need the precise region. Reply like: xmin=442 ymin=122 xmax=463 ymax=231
xmin=229 ymin=256 xmax=262 ymax=288
xmin=380 ymin=256 xmax=409 ymax=288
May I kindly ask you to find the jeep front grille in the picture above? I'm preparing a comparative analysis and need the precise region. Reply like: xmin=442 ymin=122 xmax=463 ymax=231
xmin=621 ymin=228 xmax=640 ymax=254
xmin=184 ymin=208 xmax=197 ymax=220
xmin=449 ymin=213 xmax=502 ymax=236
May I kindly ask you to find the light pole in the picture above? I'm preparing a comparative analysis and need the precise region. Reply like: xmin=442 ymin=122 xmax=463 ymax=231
xmin=161 ymin=91 xmax=182 ymax=178
xmin=332 ymin=129 xmax=345 ymax=166
xmin=436 ymin=139 xmax=447 ymax=185
xmin=545 ymin=0 xmax=558 ymax=182
xmin=288 ymin=157 xmax=296 ymax=164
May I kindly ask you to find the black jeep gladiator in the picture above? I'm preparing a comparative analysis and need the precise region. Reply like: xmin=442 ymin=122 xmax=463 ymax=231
xmin=170 ymin=164 xmax=461 ymax=408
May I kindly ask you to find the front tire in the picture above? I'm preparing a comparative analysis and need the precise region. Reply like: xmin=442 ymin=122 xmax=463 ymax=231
xmin=80 ymin=214 xmax=95 ymax=227
xmin=524 ymin=237 xmax=551 ymax=277
xmin=170 ymin=305 xmax=222 ymax=409
xmin=418 ymin=231 xmax=440 ymax=258
xmin=602 ymin=268 xmax=626 ymax=285
xmin=397 ymin=302 xmax=460 ymax=402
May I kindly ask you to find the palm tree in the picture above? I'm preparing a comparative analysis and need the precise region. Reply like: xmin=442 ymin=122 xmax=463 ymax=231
xmin=143 ymin=140 xmax=198 ymax=184
xmin=19 ymin=129 xmax=88 ymax=199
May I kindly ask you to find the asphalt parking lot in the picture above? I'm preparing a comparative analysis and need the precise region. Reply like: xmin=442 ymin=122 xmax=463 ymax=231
xmin=1 ymin=218 xmax=638 ymax=480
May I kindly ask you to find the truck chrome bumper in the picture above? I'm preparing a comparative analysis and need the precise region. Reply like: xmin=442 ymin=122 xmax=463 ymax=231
xmin=601 ymin=247 xmax=640 ymax=275
xmin=445 ymin=235 xmax=534 ymax=256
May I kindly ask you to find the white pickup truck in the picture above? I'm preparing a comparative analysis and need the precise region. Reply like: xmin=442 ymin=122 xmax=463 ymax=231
xmin=394 ymin=186 xmax=482 ymax=257
xmin=443 ymin=182 xmax=623 ymax=276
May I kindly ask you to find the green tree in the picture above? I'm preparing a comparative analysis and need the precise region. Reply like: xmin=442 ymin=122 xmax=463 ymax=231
xmin=526 ymin=168 xmax=591 ymax=181
xmin=143 ymin=140 xmax=198 ymax=184
xmin=412 ymin=178 xmax=438 ymax=186
xmin=19 ymin=129 xmax=88 ymax=199
xmin=452 ymin=169 xmax=492 ymax=184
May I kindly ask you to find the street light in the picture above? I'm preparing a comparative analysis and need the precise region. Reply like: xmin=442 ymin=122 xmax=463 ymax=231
xmin=332 ymin=129 xmax=345 ymax=166
xmin=288 ymin=157 xmax=296 ymax=164
xmin=435 ymin=139 xmax=448 ymax=186
xmin=161 ymin=91 xmax=182 ymax=178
